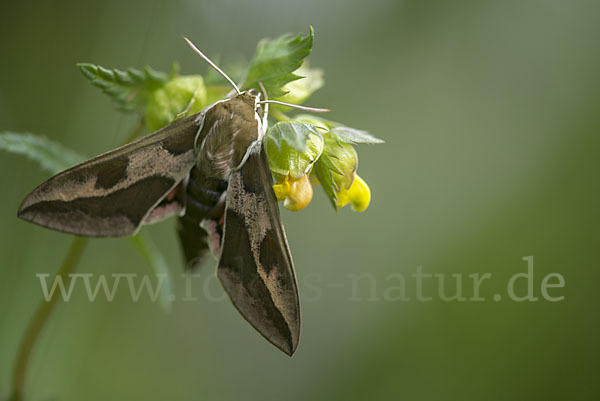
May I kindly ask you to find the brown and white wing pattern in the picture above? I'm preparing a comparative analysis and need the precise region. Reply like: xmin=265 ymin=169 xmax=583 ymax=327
xmin=217 ymin=144 xmax=301 ymax=356
xmin=17 ymin=112 xmax=204 ymax=237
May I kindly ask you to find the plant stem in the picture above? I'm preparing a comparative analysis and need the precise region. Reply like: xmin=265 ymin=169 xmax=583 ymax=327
xmin=10 ymin=236 xmax=89 ymax=401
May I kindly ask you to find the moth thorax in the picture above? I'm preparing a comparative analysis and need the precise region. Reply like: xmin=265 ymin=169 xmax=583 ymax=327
xmin=196 ymin=98 xmax=261 ymax=180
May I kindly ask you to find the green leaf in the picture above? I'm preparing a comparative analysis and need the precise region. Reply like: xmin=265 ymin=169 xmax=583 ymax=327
xmin=266 ymin=127 xmax=323 ymax=178
xmin=330 ymin=127 xmax=384 ymax=144
xmin=129 ymin=231 xmax=173 ymax=312
xmin=266 ymin=121 xmax=321 ymax=153
xmin=0 ymin=132 xmax=85 ymax=174
xmin=77 ymin=63 xmax=171 ymax=112
xmin=294 ymin=115 xmax=383 ymax=144
xmin=242 ymin=27 xmax=314 ymax=97
xmin=273 ymin=63 xmax=324 ymax=107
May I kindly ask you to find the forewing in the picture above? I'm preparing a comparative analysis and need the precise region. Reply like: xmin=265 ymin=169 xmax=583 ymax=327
xmin=18 ymin=113 xmax=204 ymax=237
xmin=217 ymin=145 xmax=301 ymax=356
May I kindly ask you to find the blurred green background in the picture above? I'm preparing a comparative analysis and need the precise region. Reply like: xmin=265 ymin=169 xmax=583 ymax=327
xmin=1 ymin=0 xmax=599 ymax=400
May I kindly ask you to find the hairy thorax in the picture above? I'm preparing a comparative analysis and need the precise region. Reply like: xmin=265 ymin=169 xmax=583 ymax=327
xmin=196 ymin=95 xmax=261 ymax=180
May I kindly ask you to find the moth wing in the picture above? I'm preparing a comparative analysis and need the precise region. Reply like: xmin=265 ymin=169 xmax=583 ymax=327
xmin=217 ymin=144 xmax=301 ymax=356
xmin=18 ymin=113 xmax=204 ymax=237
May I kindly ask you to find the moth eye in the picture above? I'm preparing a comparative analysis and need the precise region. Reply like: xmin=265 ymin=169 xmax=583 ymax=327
xmin=248 ymin=89 xmax=260 ymax=97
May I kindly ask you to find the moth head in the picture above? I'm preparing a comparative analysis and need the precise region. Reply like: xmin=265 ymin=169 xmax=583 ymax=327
xmin=235 ymin=89 xmax=262 ymax=113
xmin=237 ymin=89 xmax=260 ymax=104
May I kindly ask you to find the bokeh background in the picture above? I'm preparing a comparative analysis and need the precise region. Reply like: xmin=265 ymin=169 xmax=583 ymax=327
xmin=1 ymin=0 xmax=599 ymax=400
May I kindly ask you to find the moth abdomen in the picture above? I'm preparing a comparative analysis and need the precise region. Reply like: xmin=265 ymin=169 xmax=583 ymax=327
xmin=186 ymin=173 xmax=226 ymax=203
xmin=184 ymin=166 xmax=227 ymax=216
xmin=177 ymin=165 xmax=228 ymax=268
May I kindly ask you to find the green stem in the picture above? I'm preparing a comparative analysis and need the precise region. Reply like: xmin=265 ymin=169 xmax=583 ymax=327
xmin=10 ymin=236 xmax=89 ymax=401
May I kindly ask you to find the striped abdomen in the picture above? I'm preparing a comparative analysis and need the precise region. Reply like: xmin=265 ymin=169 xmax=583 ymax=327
xmin=177 ymin=165 xmax=228 ymax=268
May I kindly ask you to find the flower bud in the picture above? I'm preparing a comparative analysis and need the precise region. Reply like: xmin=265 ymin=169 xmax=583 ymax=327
xmin=323 ymin=133 xmax=358 ymax=190
xmin=265 ymin=125 xmax=323 ymax=178
xmin=273 ymin=174 xmax=314 ymax=211
xmin=145 ymin=75 xmax=207 ymax=131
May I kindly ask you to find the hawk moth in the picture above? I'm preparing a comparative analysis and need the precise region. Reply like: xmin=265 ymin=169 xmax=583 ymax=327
xmin=16 ymin=38 xmax=327 ymax=356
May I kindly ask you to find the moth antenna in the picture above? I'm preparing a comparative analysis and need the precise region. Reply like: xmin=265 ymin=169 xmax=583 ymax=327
xmin=258 ymin=100 xmax=330 ymax=113
xmin=183 ymin=37 xmax=241 ymax=95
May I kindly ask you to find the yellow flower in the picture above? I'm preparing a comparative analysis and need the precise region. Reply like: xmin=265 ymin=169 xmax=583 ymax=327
xmin=335 ymin=174 xmax=370 ymax=212
xmin=273 ymin=174 xmax=313 ymax=211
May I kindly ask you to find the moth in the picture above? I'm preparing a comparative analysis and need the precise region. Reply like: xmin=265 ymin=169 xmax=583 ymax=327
xmin=17 ymin=38 xmax=328 ymax=356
